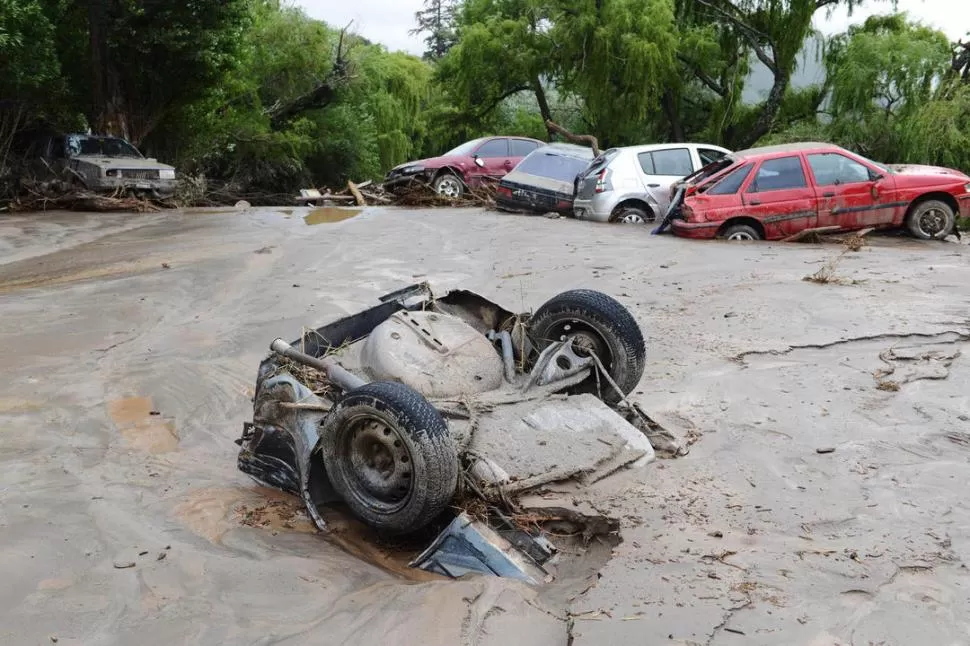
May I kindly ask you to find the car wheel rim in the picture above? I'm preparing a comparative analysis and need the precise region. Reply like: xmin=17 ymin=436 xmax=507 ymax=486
xmin=621 ymin=213 xmax=645 ymax=224
xmin=728 ymin=231 xmax=754 ymax=241
xmin=545 ymin=321 xmax=614 ymax=372
xmin=918 ymin=208 xmax=947 ymax=236
xmin=343 ymin=415 xmax=413 ymax=510
xmin=437 ymin=178 xmax=461 ymax=198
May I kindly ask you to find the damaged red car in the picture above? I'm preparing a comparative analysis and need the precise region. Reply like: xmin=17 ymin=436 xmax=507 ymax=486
xmin=670 ymin=142 xmax=970 ymax=241
xmin=383 ymin=136 xmax=544 ymax=198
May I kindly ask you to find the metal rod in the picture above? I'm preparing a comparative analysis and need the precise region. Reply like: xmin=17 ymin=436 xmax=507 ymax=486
xmin=270 ymin=338 xmax=366 ymax=391
xmin=488 ymin=330 xmax=516 ymax=383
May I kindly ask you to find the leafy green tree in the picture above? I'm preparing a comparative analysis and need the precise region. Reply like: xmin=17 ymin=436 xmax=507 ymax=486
xmin=43 ymin=0 xmax=252 ymax=144
xmin=411 ymin=0 xmax=459 ymax=60
xmin=0 ymin=0 xmax=61 ymax=169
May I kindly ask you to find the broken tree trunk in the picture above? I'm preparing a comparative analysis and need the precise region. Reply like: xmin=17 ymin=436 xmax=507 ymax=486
xmin=347 ymin=180 xmax=366 ymax=206
xmin=269 ymin=27 xmax=351 ymax=130
xmin=545 ymin=120 xmax=602 ymax=157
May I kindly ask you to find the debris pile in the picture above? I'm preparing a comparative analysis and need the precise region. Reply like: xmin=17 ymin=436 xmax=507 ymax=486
xmin=299 ymin=178 xmax=497 ymax=209
xmin=8 ymin=179 xmax=164 ymax=213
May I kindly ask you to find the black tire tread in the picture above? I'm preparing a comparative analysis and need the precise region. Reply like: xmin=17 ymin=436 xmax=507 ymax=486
xmin=906 ymin=199 xmax=955 ymax=240
xmin=319 ymin=381 xmax=458 ymax=535
xmin=530 ymin=290 xmax=646 ymax=404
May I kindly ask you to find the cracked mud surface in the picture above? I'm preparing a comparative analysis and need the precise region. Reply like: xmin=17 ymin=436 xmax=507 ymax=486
xmin=1 ymin=207 xmax=968 ymax=645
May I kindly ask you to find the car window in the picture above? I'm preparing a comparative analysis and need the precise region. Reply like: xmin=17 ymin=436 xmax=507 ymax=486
xmin=445 ymin=138 xmax=486 ymax=156
xmin=637 ymin=152 xmax=655 ymax=175
xmin=510 ymin=139 xmax=540 ymax=157
xmin=685 ymin=157 xmax=735 ymax=186
xmin=699 ymin=147 xmax=727 ymax=166
xmin=807 ymin=153 xmax=872 ymax=186
xmin=585 ymin=149 xmax=620 ymax=176
xmin=476 ymin=138 xmax=510 ymax=158
xmin=515 ymin=151 xmax=589 ymax=182
xmin=750 ymin=155 xmax=807 ymax=192
xmin=706 ymin=163 xmax=753 ymax=195
xmin=651 ymin=148 xmax=694 ymax=176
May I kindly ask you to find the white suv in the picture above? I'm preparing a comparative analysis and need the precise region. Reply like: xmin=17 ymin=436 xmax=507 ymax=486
xmin=573 ymin=143 xmax=731 ymax=224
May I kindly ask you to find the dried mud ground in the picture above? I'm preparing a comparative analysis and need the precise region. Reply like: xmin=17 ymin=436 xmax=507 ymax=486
xmin=1 ymin=206 xmax=968 ymax=646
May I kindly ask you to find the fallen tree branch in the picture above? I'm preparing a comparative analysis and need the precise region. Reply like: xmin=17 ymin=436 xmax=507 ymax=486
xmin=545 ymin=120 xmax=602 ymax=156
xmin=347 ymin=180 xmax=366 ymax=206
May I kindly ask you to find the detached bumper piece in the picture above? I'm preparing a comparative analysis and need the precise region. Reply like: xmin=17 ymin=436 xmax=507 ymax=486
xmin=409 ymin=513 xmax=553 ymax=584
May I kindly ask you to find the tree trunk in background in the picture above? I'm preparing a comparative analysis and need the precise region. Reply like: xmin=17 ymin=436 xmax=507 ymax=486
xmin=739 ymin=70 xmax=790 ymax=148
xmin=532 ymin=78 xmax=554 ymax=140
xmin=88 ymin=0 xmax=129 ymax=139
xmin=661 ymin=90 xmax=684 ymax=142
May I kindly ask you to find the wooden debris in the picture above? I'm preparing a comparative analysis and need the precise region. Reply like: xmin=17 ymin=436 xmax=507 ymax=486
xmin=347 ymin=180 xmax=366 ymax=206
xmin=781 ymin=225 xmax=842 ymax=243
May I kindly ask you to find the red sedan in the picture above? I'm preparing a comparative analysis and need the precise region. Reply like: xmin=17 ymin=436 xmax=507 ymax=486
xmin=670 ymin=142 xmax=970 ymax=241
xmin=383 ymin=136 xmax=544 ymax=198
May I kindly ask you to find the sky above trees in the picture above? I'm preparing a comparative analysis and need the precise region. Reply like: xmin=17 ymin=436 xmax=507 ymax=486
xmin=298 ymin=0 xmax=968 ymax=54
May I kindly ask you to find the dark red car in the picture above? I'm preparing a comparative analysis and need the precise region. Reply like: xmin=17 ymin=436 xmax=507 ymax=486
xmin=383 ymin=136 xmax=544 ymax=198
xmin=670 ymin=142 xmax=970 ymax=241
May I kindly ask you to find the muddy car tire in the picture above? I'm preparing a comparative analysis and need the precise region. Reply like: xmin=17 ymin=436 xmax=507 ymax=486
xmin=433 ymin=173 xmax=465 ymax=199
xmin=318 ymin=381 xmax=458 ymax=535
xmin=906 ymin=200 xmax=955 ymax=240
xmin=719 ymin=224 xmax=762 ymax=241
xmin=610 ymin=207 xmax=651 ymax=225
xmin=529 ymin=290 xmax=645 ymax=404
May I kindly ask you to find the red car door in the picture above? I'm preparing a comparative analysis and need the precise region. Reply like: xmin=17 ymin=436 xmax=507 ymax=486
xmin=805 ymin=152 xmax=897 ymax=229
xmin=740 ymin=154 xmax=818 ymax=239
xmin=471 ymin=138 xmax=513 ymax=182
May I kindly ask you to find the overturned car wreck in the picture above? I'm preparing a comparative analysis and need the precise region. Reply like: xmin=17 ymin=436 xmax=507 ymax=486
xmin=237 ymin=283 xmax=678 ymax=581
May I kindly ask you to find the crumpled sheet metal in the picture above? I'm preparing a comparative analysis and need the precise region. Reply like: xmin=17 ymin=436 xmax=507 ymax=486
xmin=409 ymin=513 xmax=549 ymax=584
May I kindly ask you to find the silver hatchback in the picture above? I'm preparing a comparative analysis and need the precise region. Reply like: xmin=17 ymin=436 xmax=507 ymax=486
xmin=573 ymin=143 xmax=730 ymax=224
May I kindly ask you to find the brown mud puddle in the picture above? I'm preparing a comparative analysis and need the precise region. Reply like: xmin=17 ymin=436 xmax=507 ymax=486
xmin=107 ymin=396 xmax=178 ymax=453
xmin=173 ymin=487 xmax=619 ymax=590
xmin=304 ymin=207 xmax=362 ymax=225
xmin=173 ymin=487 xmax=440 ymax=581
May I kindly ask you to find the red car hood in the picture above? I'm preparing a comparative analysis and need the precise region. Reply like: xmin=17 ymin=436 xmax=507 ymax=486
xmin=887 ymin=164 xmax=969 ymax=181
xmin=391 ymin=155 xmax=468 ymax=172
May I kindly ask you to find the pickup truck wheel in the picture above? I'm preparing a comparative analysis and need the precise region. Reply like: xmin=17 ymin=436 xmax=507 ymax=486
xmin=529 ymin=290 xmax=645 ymax=404
xmin=719 ymin=224 xmax=762 ymax=241
xmin=433 ymin=173 xmax=465 ymax=199
xmin=906 ymin=200 xmax=955 ymax=240
xmin=318 ymin=381 xmax=458 ymax=535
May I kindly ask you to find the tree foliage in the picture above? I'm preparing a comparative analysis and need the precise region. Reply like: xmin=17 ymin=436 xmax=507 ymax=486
xmin=412 ymin=0 xmax=460 ymax=60
xmin=3 ymin=0 xmax=969 ymax=199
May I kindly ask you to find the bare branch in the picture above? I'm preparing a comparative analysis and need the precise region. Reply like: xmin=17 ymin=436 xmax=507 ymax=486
xmin=268 ymin=25 xmax=354 ymax=129
xmin=678 ymin=55 xmax=728 ymax=96
xmin=546 ymin=120 xmax=601 ymax=156
xmin=695 ymin=0 xmax=776 ymax=73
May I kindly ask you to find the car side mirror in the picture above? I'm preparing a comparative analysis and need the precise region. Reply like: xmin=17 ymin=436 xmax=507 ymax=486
xmin=474 ymin=156 xmax=485 ymax=168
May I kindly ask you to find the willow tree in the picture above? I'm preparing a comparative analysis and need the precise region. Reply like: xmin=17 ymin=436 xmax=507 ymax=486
xmin=549 ymin=0 xmax=679 ymax=146
xmin=441 ymin=0 xmax=557 ymax=137
xmin=824 ymin=15 xmax=965 ymax=168
xmin=670 ymin=0 xmax=885 ymax=148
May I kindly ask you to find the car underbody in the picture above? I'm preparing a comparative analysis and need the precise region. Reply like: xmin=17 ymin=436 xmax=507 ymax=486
xmin=236 ymin=282 xmax=683 ymax=580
